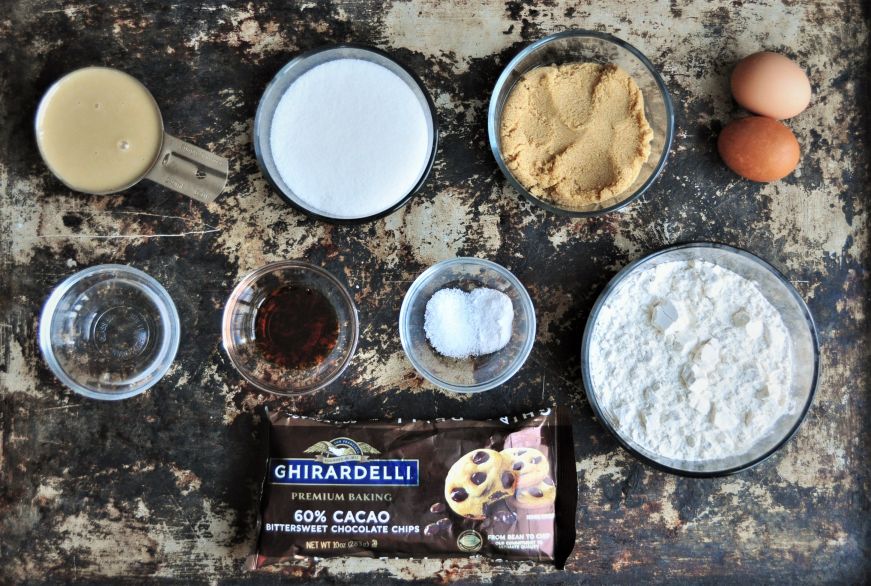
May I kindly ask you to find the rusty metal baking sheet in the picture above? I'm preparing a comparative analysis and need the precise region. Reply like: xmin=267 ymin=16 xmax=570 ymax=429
xmin=0 ymin=1 xmax=868 ymax=583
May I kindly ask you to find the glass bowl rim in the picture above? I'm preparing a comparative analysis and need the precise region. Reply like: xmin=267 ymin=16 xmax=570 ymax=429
xmin=253 ymin=43 xmax=440 ymax=225
xmin=37 ymin=263 xmax=181 ymax=401
xmin=487 ymin=29 xmax=675 ymax=217
xmin=398 ymin=257 xmax=537 ymax=394
xmin=580 ymin=241 xmax=821 ymax=477
xmin=221 ymin=260 xmax=360 ymax=396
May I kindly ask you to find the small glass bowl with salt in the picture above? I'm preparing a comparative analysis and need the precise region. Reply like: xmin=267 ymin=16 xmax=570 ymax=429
xmin=399 ymin=258 xmax=536 ymax=393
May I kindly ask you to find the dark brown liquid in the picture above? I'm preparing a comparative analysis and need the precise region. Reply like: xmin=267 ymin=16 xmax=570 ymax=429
xmin=254 ymin=285 xmax=339 ymax=369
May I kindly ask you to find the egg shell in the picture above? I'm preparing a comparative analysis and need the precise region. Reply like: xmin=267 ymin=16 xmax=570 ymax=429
xmin=717 ymin=116 xmax=800 ymax=182
xmin=731 ymin=52 xmax=811 ymax=120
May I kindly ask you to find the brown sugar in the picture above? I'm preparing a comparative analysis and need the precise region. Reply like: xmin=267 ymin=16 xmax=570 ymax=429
xmin=499 ymin=63 xmax=653 ymax=208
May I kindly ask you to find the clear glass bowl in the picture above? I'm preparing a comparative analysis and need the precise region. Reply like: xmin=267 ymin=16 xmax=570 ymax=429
xmin=222 ymin=261 xmax=359 ymax=395
xmin=38 ymin=265 xmax=181 ymax=400
xmin=399 ymin=258 xmax=536 ymax=393
xmin=488 ymin=30 xmax=675 ymax=216
xmin=581 ymin=243 xmax=820 ymax=476
xmin=253 ymin=44 xmax=439 ymax=224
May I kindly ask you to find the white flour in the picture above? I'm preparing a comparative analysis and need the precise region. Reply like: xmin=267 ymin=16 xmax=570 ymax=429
xmin=588 ymin=259 xmax=794 ymax=461
xmin=270 ymin=58 xmax=430 ymax=219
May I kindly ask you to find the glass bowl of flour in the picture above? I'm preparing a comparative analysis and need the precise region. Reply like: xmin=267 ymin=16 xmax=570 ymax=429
xmin=582 ymin=243 xmax=819 ymax=476
xmin=399 ymin=258 xmax=536 ymax=393
xmin=254 ymin=44 xmax=438 ymax=223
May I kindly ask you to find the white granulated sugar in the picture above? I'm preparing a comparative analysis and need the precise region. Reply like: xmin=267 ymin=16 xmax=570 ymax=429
xmin=424 ymin=287 xmax=514 ymax=359
xmin=589 ymin=260 xmax=794 ymax=462
xmin=270 ymin=58 xmax=430 ymax=219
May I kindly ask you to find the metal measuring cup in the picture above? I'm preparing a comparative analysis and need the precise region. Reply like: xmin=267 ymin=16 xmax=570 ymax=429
xmin=35 ymin=66 xmax=228 ymax=204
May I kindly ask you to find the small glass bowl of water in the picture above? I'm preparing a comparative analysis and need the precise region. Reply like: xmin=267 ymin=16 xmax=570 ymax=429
xmin=38 ymin=265 xmax=180 ymax=400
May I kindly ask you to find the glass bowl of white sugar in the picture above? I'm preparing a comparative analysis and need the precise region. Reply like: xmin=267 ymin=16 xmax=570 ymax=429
xmin=399 ymin=258 xmax=536 ymax=393
xmin=582 ymin=242 xmax=819 ymax=476
xmin=254 ymin=44 xmax=438 ymax=223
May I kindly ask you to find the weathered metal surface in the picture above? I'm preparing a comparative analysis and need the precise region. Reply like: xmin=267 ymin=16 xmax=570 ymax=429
xmin=0 ymin=0 xmax=868 ymax=583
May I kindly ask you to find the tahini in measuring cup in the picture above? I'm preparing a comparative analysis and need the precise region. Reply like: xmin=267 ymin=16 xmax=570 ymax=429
xmin=35 ymin=66 xmax=228 ymax=204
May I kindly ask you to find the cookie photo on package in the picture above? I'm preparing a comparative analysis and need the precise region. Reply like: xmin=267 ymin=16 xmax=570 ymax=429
xmin=246 ymin=408 xmax=577 ymax=569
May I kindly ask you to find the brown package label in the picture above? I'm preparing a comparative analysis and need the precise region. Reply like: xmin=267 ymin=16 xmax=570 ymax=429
xmin=247 ymin=408 xmax=577 ymax=569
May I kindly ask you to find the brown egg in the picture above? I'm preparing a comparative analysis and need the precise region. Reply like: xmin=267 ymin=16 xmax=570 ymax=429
xmin=731 ymin=52 xmax=811 ymax=120
xmin=717 ymin=116 xmax=800 ymax=182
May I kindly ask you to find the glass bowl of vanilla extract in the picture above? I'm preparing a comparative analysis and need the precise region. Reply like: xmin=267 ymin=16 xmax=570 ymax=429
xmin=222 ymin=261 xmax=359 ymax=395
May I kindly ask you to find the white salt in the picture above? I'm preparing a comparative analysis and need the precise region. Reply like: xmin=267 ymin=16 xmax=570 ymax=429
xmin=270 ymin=58 xmax=431 ymax=219
xmin=424 ymin=287 xmax=514 ymax=359
xmin=423 ymin=289 xmax=475 ymax=359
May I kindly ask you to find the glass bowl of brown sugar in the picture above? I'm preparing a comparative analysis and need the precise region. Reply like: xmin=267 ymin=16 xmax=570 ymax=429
xmin=488 ymin=30 xmax=674 ymax=216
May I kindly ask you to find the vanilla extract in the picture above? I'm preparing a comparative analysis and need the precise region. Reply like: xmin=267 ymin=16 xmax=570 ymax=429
xmin=254 ymin=284 xmax=339 ymax=369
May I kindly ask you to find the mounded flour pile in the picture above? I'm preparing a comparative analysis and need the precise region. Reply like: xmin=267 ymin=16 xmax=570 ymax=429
xmin=589 ymin=259 xmax=794 ymax=461
xmin=270 ymin=59 xmax=430 ymax=219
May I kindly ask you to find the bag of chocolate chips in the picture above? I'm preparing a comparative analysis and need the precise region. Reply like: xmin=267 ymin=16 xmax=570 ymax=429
xmin=246 ymin=407 xmax=577 ymax=569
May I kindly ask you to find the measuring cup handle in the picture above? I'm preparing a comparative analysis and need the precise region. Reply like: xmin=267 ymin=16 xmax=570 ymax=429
xmin=144 ymin=133 xmax=229 ymax=204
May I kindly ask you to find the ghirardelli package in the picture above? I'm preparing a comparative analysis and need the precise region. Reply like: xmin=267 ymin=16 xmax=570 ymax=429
xmin=246 ymin=408 xmax=577 ymax=569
